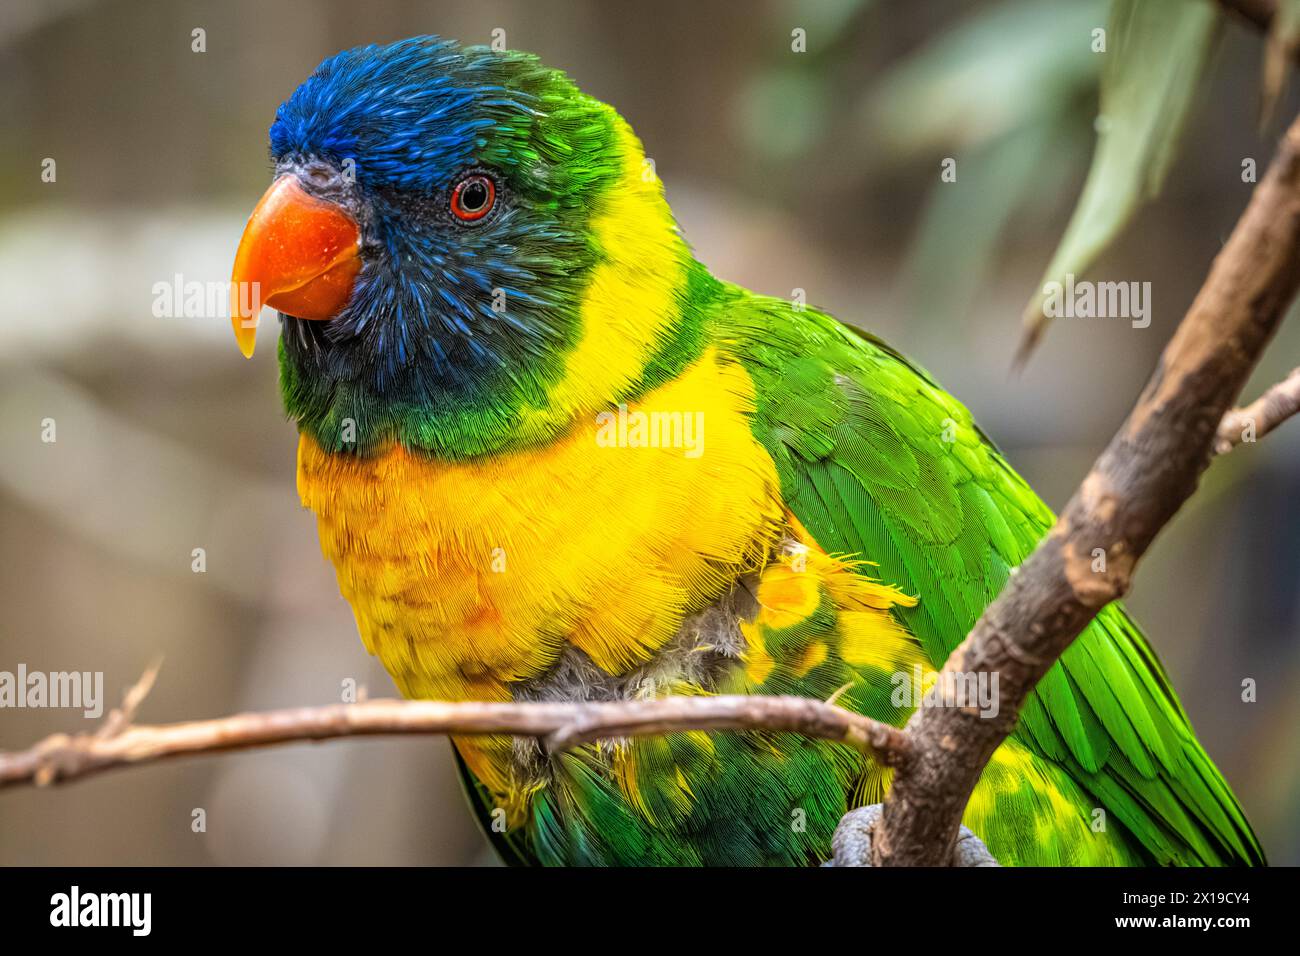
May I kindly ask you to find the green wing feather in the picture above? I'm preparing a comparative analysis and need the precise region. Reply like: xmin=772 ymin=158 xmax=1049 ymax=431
xmin=453 ymin=746 xmax=535 ymax=866
xmin=721 ymin=287 xmax=1264 ymax=866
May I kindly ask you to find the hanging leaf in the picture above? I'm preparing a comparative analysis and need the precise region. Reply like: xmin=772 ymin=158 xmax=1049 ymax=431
xmin=1016 ymin=0 xmax=1222 ymax=366
xmin=1261 ymin=0 xmax=1300 ymax=126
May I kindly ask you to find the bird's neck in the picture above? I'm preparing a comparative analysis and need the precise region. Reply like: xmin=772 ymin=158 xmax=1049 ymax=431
xmin=509 ymin=126 xmax=718 ymax=450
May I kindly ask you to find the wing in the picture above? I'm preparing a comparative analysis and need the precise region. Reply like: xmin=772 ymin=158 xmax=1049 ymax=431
xmin=722 ymin=290 xmax=1264 ymax=866
xmin=453 ymin=745 xmax=537 ymax=866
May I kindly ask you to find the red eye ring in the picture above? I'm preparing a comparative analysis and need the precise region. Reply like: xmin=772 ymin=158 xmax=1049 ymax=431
xmin=450 ymin=174 xmax=496 ymax=222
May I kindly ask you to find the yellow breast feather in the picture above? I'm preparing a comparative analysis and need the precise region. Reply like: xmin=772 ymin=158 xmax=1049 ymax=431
xmin=297 ymin=348 xmax=785 ymax=706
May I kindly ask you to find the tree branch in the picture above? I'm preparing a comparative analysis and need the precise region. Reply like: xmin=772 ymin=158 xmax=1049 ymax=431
xmin=0 ymin=679 xmax=910 ymax=791
xmin=1215 ymin=366 xmax=1300 ymax=453
xmin=871 ymin=110 xmax=1300 ymax=866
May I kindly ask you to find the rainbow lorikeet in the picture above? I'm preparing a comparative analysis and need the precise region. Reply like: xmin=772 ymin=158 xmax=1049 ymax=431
xmin=228 ymin=36 xmax=1262 ymax=866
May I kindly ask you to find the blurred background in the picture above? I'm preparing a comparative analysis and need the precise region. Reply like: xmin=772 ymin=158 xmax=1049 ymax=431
xmin=0 ymin=0 xmax=1296 ymax=865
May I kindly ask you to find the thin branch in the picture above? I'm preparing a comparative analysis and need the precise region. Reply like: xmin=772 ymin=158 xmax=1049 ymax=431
xmin=1215 ymin=366 xmax=1300 ymax=453
xmin=0 ymin=685 xmax=910 ymax=792
xmin=94 ymin=657 xmax=161 ymax=742
xmin=872 ymin=111 xmax=1300 ymax=865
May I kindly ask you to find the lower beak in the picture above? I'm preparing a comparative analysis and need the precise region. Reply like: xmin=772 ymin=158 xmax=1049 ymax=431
xmin=229 ymin=175 xmax=361 ymax=358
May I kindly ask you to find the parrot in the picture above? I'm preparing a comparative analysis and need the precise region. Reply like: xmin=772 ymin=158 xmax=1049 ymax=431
xmin=227 ymin=36 xmax=1264 ymax=866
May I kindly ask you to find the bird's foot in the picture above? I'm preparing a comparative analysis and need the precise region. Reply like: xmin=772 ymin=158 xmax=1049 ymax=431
xmin=823 ymin=804 xmax=1000 ymax=867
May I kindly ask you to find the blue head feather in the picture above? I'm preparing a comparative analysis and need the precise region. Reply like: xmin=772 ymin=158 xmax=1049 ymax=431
xmin=268 ymin=36 xmax=627 ymax=457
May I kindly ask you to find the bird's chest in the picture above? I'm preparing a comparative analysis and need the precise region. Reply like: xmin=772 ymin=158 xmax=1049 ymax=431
xmin=294 ymin=353 xmax=786 ymax=705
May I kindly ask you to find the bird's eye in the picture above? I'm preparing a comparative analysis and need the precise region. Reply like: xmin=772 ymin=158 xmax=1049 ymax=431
xmin=450 ymin=174 xmax=496 ymax=222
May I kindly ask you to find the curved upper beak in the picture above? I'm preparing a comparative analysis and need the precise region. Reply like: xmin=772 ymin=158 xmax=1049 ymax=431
xmin=230 ymin=175 xmax=361 ymax=357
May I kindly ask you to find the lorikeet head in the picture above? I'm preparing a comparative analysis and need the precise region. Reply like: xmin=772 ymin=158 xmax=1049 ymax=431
xmin=231 ymin=35 xmax=704 ymax=458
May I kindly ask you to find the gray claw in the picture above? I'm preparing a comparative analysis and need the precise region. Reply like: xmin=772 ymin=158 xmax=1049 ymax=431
xmin=824 ymin=804 xmax=1000 ymax=867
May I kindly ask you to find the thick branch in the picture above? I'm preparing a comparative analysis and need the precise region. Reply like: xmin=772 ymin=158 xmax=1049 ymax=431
xmin=872 ymin=111 xmax=1300 ymax=865
xmin=0 ymin=691 xmax=909 ymax=792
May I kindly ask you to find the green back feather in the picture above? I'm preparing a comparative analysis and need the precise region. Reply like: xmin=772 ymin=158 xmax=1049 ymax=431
xmin=725 ymin=288 xmax=1263 ymax=866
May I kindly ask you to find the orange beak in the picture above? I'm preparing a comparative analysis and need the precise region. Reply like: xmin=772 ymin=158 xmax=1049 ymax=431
xmin=229 ymin=175 xmax=361 ymax=358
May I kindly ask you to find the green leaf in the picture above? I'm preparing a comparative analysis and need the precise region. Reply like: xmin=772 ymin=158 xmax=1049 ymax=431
xmin=1018 ymin=0 xmax=1222 ymax=365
